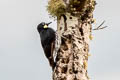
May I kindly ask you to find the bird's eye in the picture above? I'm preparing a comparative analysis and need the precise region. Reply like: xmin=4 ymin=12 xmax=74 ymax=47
xmin=41 ymin=22 xmax=45 ymax=26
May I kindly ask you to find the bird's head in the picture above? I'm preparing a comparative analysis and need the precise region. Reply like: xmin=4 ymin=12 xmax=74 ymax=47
xmin=37 ymin=22 xmax=52 ymax=32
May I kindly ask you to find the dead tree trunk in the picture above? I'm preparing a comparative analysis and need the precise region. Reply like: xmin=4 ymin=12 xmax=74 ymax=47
xmin=47 ymin=0 xmax=96 ymax=80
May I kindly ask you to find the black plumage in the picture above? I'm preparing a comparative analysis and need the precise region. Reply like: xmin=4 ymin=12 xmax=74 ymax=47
xmin=37 ymin=22 xmax=55 ymax=70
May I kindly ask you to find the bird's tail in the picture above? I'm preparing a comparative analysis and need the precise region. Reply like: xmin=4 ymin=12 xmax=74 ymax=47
xmin=48 ymin=57 xmax=55 ymax=71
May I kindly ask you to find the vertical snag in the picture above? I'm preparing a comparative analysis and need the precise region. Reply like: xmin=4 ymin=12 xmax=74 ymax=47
xmin=47 ymin=0 xmax=96 ymax=80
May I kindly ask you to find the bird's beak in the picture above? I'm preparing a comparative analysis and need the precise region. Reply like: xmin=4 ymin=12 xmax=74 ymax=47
xmin=43 ymin=22 xmax=52 ymax=29
xmin=46 ymin=22 xmax=52 ymax=26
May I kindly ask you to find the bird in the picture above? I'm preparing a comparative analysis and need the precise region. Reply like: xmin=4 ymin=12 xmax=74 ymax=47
xmin=37 ymin=22 xmax=56 ymax=70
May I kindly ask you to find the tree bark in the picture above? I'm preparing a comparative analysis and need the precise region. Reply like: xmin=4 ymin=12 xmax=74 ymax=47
xmin=47 ymin=0 xmax=96 ymax=80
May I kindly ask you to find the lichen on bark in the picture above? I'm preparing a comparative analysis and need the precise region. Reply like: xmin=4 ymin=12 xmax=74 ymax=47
xmin=47 ymin=0 xmax=66 ymax=18
xmin=47 ymin=0 xmax=96 ymax=19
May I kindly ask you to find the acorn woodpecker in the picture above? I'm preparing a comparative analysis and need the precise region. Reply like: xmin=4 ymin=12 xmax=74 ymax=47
xmin=37 ymin=22 xmax=55 ymax=70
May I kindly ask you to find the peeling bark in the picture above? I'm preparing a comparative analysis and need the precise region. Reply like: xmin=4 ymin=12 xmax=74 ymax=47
xmin=53 ymin=13 xmax=91 ymax=80
xmin=47 ymin=0 xmax=96 ymax=80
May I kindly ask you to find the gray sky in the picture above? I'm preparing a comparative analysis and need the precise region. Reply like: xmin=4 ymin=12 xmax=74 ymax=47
xmin=0 ymin=0 xmax=119 ymax=80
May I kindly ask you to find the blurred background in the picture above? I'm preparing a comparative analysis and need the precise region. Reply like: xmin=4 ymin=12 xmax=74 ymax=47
xmin=0 ymin=0 xmax=119 ymax=80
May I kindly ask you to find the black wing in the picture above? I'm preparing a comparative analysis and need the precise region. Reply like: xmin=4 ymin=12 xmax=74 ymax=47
xmin=40 ymin=28 xmax=55 ymax=70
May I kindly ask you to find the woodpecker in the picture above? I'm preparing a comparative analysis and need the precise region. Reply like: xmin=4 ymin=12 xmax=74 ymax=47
xmin=37 ymin=22 xmax=56 ymax=70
